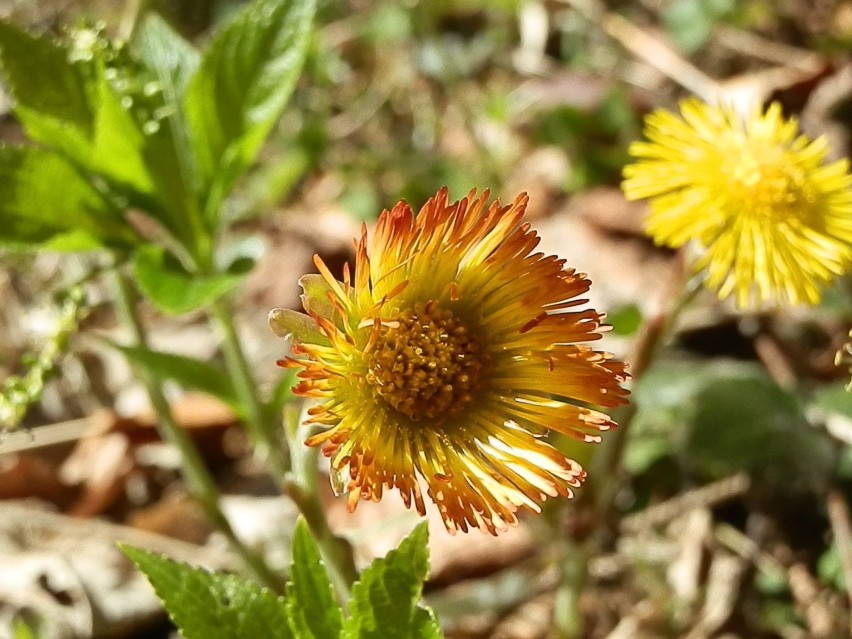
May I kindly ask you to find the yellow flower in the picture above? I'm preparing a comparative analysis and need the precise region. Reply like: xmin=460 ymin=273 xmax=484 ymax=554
xmin=623 ymin=98 xmax=852 ymax=308
xmin=275 ymin=188 xmax=628 ymax=534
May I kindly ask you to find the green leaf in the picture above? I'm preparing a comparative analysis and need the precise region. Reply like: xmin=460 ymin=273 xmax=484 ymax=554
xmin=111 ymin=344 xmax=241 ymax=414
xmin=0 ymin=21 xmax=95 ymax=154
xmin=817 ymin=543 xmax=847 ymax=592
xmin=638 ymin=361 xmax=836 ymax=490
xmin=607 ymin=304 xmax=643 ymax=336
xmin=286 ymin=518 xmax=344 ymax=638
xmin=90 ymin=77 xmax=155 ymax=195
xmin=268 ymin=307 xmax=330 ymax=346
xmin=662 ymin=0 xmax=735 ymax=53
xmin=132 ymin=13 xmax=206 ymax=241
xmin=631 ymin=360 xmax=838 ymax=490
xmin=185 ymin=0 xmax=316 ymax=220
xmin=341 ymin=522 xmax=442 ymax=639
xmin=11 ymin=618 xmax=39 ymax=639
xmin=132 ymin=246 xmax=252 ymax=315
xmin=0 ymin=21 xmax=167 ymax=205
xmin=813 ymin=382 xmax=852 ymax=419
xmin=412 ymin=608 xmax=443 ymax=639
xmin=122 ymin=545 xmax=293 ymax=639
xmin=133 ymin=14 xmax=200 ymax=98
xmin=0 ymin=146 xmax=133 ymax=250
xmin=299 ymin=273 xmax=340 ymax=319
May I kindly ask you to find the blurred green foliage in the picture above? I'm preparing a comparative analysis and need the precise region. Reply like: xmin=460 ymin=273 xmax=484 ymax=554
xmin=629 ymin=359 xmax=837 ymax=493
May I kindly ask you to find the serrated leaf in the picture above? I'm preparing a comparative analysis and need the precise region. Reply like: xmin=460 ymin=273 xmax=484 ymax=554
xmin=122 ymin=545 xmax=293 ymax=639
xmin=132 ymin=246 xmax=252 ymax=315
xmin=0 ymin=146 xmax=134 ymax=250
xmin=0 ymin=21 xmax=95 ymax=153
xmin=111 ymin=344 xmax=242 ymax=415
xmin=341 ymin=522 xmax=441 ymax=639
xmin=185 ymin=0 xmax=316 ymax=220
xmin=0 ymin=21 xmax=178 ymax=221
xmin=412 ymin=608 xmax=443 ymax=639
xmin=286 ymin=518 xmax=343 ymax=639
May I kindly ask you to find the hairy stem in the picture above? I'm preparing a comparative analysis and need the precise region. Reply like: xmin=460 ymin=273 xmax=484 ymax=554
xmin=211 ymin=299 xmax=290 ymax=479
xmin=285 ymin=405 xmax=359 ymax=596
xmin=212 ymin=299 xmax=357 ymax=591
xmin=113 ymin=272 xmax=282 ymax=591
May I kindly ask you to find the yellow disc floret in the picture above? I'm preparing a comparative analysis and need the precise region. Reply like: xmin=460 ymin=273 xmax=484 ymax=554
xmin=365 ymin=301 xmax=485 ymax=421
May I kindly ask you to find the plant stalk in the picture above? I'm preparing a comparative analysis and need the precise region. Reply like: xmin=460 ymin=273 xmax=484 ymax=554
xmin=553 ymin=250 xmax=693 ymax=638
xmin=113 ymin=272 xmax=282 ymax=591
xmin=589 ymin=250 xmax=694 ymax=515
xmin=284 ymin=405 xmax=360 ymax=596
xmin=211 ymin=298 xmax=357 ymax=590
xmin=210 ymin=299 xmax=290 ymax=479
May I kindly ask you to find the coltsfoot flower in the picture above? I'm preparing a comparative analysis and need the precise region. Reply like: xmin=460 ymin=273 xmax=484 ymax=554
xmin=623 ymin=98 xmax=852 ymax=308
xmin=272 ymin=188 xmax=628 ymax=534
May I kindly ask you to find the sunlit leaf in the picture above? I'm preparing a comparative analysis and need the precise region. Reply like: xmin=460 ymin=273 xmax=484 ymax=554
xmin=0 ymin=21 xmax=95 ymax=155
xmin=122 ymin=546 xmax=292 ymax=639
xmin=341 ymin=522 xmax=441 ymax=639
xmin=132 ymin=246 xmax=252 ymax=315
xmin=184 ymin=0 xmax=316 ymax=220
xmin=0 ymin=146 xmax=133 ymax=250
xmin=286 ymin=518 xmax=344 ymax=638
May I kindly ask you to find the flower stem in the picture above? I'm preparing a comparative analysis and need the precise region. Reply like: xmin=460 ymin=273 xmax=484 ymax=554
xmin=211 ymin=299 xmax=358 ymax=593
xmin=210 ymin=299 xmax=290 ymax=480
xmin=589 ymin=250 xmax=692 ymax=515
xmin=284 ymin=405 xmax=360 ymax=596
xmin=553 ymin=250 xmax=693 ymax=638
xmin=113 ymin=272 xmax=282 ymax=591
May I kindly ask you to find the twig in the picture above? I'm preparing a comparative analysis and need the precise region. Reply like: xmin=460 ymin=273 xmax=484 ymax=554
xmin=714 ymin=25 xmax=824 ymax=72
xmin=717 ymin=521 xmax=841 ymax=638
xmin=567 ymin=0 xmax=721 ymax=100
xmin=754 ymin=333 xmax=797 ymax=391
xmin=621 ymin=473 xmax=750 ymax=533
xmin=787 ymin=563 xmax=837 ymax=638
xmin=0 ymin=417 xmax=89 ymax=454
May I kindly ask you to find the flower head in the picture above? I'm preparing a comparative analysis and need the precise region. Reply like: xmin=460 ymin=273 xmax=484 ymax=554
xmin=275 ymin=188 xmax=628 ymax=534
xmin=623 ymin=98 xmax=852 ymax=308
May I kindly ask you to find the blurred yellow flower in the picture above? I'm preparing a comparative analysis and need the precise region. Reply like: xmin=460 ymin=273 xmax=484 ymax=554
xmin=276 ymin=188 xmax=628 ymax=534
xmin=623 ymin=98 xmax=852 ymax=308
